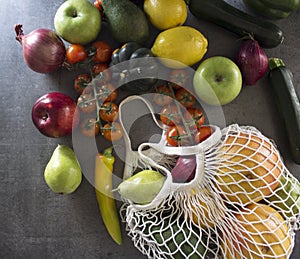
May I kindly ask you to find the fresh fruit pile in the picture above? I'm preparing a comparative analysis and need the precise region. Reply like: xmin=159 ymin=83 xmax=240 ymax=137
xmin=14 ymin=0 xmax=300 ymax=258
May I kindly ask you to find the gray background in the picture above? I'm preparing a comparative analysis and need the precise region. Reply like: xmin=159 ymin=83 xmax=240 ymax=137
xmin=1 ymin=0 xmax=299 ymax=258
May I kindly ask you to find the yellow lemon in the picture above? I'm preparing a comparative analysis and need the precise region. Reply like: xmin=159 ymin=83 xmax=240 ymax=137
xmin=151 ymin=26 xmax=208 ymax=68
xmin=144 ymin=0 xmax=187 ymax=30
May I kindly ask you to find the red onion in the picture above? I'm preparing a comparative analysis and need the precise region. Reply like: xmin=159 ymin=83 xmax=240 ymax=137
xmin=171 ymin=155 xmax=196 ymax=183
xmin=15 ymin=24 xmax=66 ymax=74
xmin=236 ymin=38 xmax=268 ymax=86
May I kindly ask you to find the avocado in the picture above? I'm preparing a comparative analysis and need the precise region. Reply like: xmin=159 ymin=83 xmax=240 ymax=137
xmin=102 ymin=0 xmax=149 ymax=45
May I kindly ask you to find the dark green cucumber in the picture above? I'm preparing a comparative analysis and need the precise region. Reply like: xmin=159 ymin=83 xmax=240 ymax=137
xmin=243 ymin=0 xmax=291 ymax=19
xmin=187 ymin=0 xmax=284 ymax=48
xmin=269 ymin=58 xmax=300 ymax=164
xmin=260 ymin=0 xmax=300 ymax=12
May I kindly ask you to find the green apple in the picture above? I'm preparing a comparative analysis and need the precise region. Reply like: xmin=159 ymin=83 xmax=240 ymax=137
xmin=193 ymin=56 xmax=242 ymax=105
xmin=44 ymin=145 xmax=82 ymax=194
xmin=54 ymin=0 xmax=101 ymax=45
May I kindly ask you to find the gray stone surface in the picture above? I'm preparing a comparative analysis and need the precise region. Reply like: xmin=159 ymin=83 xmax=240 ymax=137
xmin=1 ymin=0 xmax=299 ymax=258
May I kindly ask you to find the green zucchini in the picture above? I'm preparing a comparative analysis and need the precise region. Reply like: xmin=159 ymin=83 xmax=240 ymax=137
xmin=243 ymin=0 xmax=291 ymax=19
xmin=269 ymin=58 xmax=300 ymax=164
xmin=187 ymin=0 xmax=284 ymax=48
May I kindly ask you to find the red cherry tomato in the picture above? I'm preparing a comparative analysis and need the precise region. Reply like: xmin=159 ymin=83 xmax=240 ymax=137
xmin=168 ymin=69 xmax=189 ymax=89
xmin=184 ymin=108 xmax=205 ymax=129
xmin=153 ymin=85 xmax=173 ymax=106
xmin=92 ymin=41 xmax=112 ymax=63
xmin=102 ymin=122 xmax=123 ymax=142
xmin=194 ymin=126 xmax=213 ymax=144
xmin=160 ymin=104 xmax=182 ymax=126
xmin=66 ymin=44 xmax=87 ymax=64
xmin=96 ymin=82 xmax=118 ymax=103
xmin=77 ymin=94 xmax=96 ymax=113
xmin=99 ymin=102 xmax=119 ymax=122
xmin=175 ymin=88 xmax=196 ymax=108
xmin=74 ymin=74 xmax=92 ymax=95
xmin=92 ymin=63 xmax=111 ymax=81
xmin=166 ymin=125 xmax=189 ymax=147
xmin=80 ymin=118 xmax=100 ymax=137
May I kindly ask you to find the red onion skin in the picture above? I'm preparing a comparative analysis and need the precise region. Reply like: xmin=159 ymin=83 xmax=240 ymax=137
xmin=236 ymin=39 xmax=268 ymax=86
xmin=171 ymin=155 xmax=196 ymax=183
xmin=15 ymin=24 xmax=66 ymax=74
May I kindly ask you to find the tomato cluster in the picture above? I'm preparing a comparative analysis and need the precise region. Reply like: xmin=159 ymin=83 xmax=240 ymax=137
xmin=153 ymin=69 xmax=213 ymax=147
xmin=68 ymin=44 xmax=212 ymax=145
xmin=66 ymin=39 xmax=123 ymax=143
xmin=65 ymin=40 xmax=112 ymax=73
xmin=77 ymin=78 xmax=123 ymax=142
xmin=78 ymin=83 xmax=123 ymax=142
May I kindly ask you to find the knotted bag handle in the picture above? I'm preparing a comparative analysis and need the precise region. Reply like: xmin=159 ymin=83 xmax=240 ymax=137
xmin=118 ymin=95 xmax=166 ymax=180
xmin=118 ymin=95 xmax=222 ymax=181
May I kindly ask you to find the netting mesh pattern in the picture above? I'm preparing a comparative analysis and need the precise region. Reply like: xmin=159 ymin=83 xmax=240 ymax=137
xmin=120 ymin=124 xmax=299 ymax=259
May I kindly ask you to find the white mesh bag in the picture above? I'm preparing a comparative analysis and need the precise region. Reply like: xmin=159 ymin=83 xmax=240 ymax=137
xmin=118 ymin=95 xmax=300 ymax=259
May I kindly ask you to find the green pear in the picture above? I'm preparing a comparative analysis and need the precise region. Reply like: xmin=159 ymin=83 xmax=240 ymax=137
xmin=117 ymin=170 xmax=165 ymax=204
xmin=44 ymin=145 xmax=82 ymax=194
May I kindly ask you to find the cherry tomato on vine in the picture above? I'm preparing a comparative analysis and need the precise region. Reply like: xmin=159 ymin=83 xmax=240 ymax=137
xmin=92 ymin=63 xmax=111 ymax=81
xmin=184 ymin=107 xmax=205 ymax=129
xmin=74 ymin=74 xmax=92 ymax=95
xmin=194 ymin=126 xmax=213 ymax=144
xmin=175 ymin=88 xmax=196 ymax=108
xmin=96 ymin=83 xmax=117 ymax=103
xmin=77 ymin=94 xmax=96 ymax=113
xmin=102 ymin=122 xmax=123 ymax=142
xmin=80 ymin=118 xmax=100 ymax=137
xmin=66 ymin=44 xmax=87 ymax=64
xmin=99 ymin=102 xmax=119 ymax=122
xmin=153 ymin=85 xmax=173 ymax=106
xmin=92 ymin=40 xmax=112 ymax=63
xmin=168 ymin=69 xmax=189 ymax=89
xmin=166 ymin=125 xmax=188 ymax=147
xmin=160 ymin=104 xmax=182 ymax=126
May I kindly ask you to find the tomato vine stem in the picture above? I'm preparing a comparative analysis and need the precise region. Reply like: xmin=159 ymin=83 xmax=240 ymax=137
xmin=167 ymin=84 xmax=195 ymax=145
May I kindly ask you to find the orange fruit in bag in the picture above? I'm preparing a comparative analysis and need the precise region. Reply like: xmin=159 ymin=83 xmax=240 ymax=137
xmin=215 ymin=132 xmax=283 ymax=204
xmin=222 ymin=203 xmax=292 ymax=259
xmin=189 ymin=189 xmax=226 ymax=229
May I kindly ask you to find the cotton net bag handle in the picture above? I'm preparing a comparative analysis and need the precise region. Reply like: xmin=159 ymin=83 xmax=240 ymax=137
xmin=117 ymin=95 xmax=222 ymax=186
xmin=118 ymin=95 xmax=165 ymax=180
xmin=119 ymin=95 xmax=222 ymax=210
